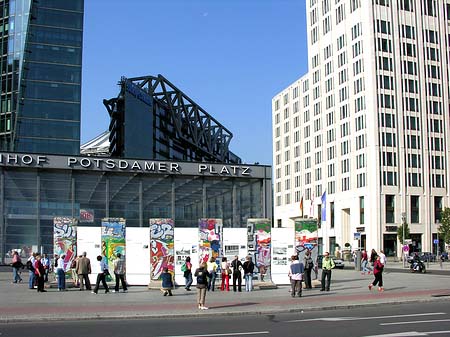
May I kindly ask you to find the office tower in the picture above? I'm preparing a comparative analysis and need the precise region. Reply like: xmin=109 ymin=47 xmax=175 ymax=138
xmin=0 ymin=0 xmax=84 ymax=154
xmin=273 ymin=0 xmax=450 ymax=255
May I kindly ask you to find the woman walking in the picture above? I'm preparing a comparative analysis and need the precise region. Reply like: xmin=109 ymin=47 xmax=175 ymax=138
xmin=368 ymin=255 xmax=384 ymax=292
xmin=11 ymin=251 xmax=23 ymax=283
xmin=194 ymin=262 xmax=210 ymax=310
xmin=220 ymin=257 xmax=230 ymax=291
xmin=56 ymin=254 xmax=66 ymax=291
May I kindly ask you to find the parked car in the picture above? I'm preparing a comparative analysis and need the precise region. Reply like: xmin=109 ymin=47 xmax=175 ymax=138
xmin=317 ymin=255 xmax=345 ymax=269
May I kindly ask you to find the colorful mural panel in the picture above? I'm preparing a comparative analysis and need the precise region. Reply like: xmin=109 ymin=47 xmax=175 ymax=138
xmin=101 ymin=218 xmax=126 ymax=278
xmin=150 ymin=218 xmax=174 ymax=280
xmin=198 ymin=219 xmax=222 ymax=264
xmin=248 ymin=218 xmax=271 ymax=281
xmin=53 ymin=217 xmax=77 ymax=272
xmin=295 ymin=219 xmax=319 ymax=263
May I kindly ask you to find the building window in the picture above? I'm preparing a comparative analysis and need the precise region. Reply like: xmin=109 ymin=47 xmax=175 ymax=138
xmin=359 ymin=196 xmax=364 ymax=224
xmin=410 ymin=196 xmax=419 ymax=223
xmin=330 ymin=201 xmax=335 ymax=228
xmin=434 ymin=196 xmax=442 ymax=222
xmin=385 ymin=195 xmax=395 ymax=223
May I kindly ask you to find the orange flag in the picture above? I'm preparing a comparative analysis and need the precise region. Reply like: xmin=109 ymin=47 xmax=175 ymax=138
xmin=299 ymin=196 xmax=304 ymax=217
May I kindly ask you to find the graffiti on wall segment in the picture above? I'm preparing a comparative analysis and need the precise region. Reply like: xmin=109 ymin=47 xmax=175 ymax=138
xmin=53 ymin=217 xmax=77 ymax=272
xmin=150 ymin=218 xmax=174 ymax=280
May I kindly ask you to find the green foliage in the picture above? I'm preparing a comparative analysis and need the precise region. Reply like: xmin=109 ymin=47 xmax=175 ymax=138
xmin=438 ymin=207 xmax=450 ymax=245
xmin=397 ymin=221 xmax=410 ymax=244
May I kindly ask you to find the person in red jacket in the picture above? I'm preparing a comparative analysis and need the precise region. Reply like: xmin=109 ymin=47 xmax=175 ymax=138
xmin=368 ymin=255 xmax=384 ymax=292
xmin=34 ymin=253 xmax=46 ymax=293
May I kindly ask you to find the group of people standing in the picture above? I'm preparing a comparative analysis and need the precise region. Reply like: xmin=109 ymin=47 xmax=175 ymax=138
xmin=11 ymin=250 xmax=128 ymax=294
xmin=179 ymin=255 xmax=257 ymax=310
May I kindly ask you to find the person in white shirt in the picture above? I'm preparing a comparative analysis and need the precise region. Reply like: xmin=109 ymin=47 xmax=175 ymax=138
xmin=379 ymin=250 xmax=387 ymax=266
xmin=56 ymin=254 xmax=66 ymax=291
xmin=92 ymin=255 xmax=110 ymax=294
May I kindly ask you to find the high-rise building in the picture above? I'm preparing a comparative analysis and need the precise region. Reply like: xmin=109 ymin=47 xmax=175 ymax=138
xmin=273 ymin=0 xmax=450 ymax=257
xmin=0 ymin=0 xmax=84 ymax=155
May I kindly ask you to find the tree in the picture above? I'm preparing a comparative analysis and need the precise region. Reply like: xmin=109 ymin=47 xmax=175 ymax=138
xmin=438 ymin=207 xmax=450 ymax=245
xmin=397 ymin=220 xmax=410 ymax=244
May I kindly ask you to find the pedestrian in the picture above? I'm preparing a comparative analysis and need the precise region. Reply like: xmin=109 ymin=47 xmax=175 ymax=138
xmin=368 ymin=255 xmax=384 ymax=292
xmin=27 ymin=252 xmax=36 ymax=289
xmin=369 ymin=249 xmax=378 ymax=266
xmin=220 ymin=257 xmax=230 ymax=291
xmin=194 ymin=262 xmax=210 ymax=310
xmin=258 ymin=264 xmax=267 ymax=282
xmin=75 ymin=252 xmax=92 ymax=291
xmin=320 ymin=252 xmax=335 ymax=292
xmin=71 ymin=256 xmax=79 ymax=287
xmin=11 ymin=251 xmax=23 ymax=283
xmin=42 ymin=253 xmax=50 ymax=282
xmin=288 ymin=255 xmax=304 ymax=297
xmin=56 ymin=254 xmax=66 ymax=291
xmin=313 ymin=256 xmax=319 ymax=280
xmin=379 ymin=250 xmax=387 ymax=266
xmin=182 ymin=256 xmax=193 ymax=291
xmin=303 ymin=251 xmax=314 ymax=289
xmin=34 ymin=253 xmax=46 ymax=292
xmin=92 ymin=255 xmax=110 ymax=294
xmin=160 ymin=267 xmax=174 ymax=296
xmin=113 ymin=253 xmax=127 ymax=293
xmin=231 ymin=255 xmax=243 ymax=292
xmin=361 ymin=249 xmax=371 ymax=275
xmin=206 ymin=256 xmax=217 ymax=291
xmin=242 ymin=255 xmax=255 ymax=292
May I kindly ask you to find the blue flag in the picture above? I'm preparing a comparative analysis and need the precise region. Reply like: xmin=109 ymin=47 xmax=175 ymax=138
xmin=321 ymin=190 xmax=326 ymax=222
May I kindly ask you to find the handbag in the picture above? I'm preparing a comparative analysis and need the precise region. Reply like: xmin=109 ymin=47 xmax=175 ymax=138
xmin=226 ymin=267 xmax=232 ymax=275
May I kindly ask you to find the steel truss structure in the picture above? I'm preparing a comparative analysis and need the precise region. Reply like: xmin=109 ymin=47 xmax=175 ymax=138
xmin=104 ymin=74 xmax=239 ymax=163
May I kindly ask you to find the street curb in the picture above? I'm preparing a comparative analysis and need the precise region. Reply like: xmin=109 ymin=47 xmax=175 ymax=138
xmin=1 ymin=296 xmax=449 ymax=324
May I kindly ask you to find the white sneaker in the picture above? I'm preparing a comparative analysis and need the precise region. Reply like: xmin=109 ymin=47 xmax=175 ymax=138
xmin=122 ymin=290 xmax=128 ymax=293
xmin=113 ymin=290 xmax=118 ymax=293
xmin=201 ymin=306 xmax=209 ymax=310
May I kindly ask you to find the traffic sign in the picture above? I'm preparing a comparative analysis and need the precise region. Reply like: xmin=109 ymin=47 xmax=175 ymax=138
xmin=353 ymin=232 xmax=361 ymax=240
xmin=402 ymin=245 xmax=409 ymax=252
xmin=434 ymin=239 xmax=439 ymax=244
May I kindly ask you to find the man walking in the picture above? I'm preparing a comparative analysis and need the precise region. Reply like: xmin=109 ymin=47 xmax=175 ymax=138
xmin=231 ymin=255 xmax=243 ymax=292
xmin=76 ymin=252 xmax=92 ymax=291
xmin=320 ymin=252 xmax=335 ymax=292
xmin=113 ymin=253 xmax=127 ymax=293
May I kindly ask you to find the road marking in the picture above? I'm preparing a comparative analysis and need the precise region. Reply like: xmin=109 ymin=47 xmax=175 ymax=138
xmin=364 ymin=331 xmax=450 ymax=337
xmin=285 ymin=312 xmax=446 ymax=323
xmin=158 ymin=331 xmax=270 ymax=337
xmin=381 ymin=319 xmax=450 ymax=326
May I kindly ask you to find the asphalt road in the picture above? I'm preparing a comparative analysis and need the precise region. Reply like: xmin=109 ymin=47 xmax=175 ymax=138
xmin=1 ymin=301 xmax=450 ymax=337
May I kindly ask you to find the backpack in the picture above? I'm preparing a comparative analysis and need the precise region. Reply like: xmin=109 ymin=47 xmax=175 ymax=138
xmin=181 ymin=263 xmax=187 ymax=272
xmin=196 ymin=270 xmax=206 ymax=284
xmin=26 ymin=260 xmax=34 ymax=271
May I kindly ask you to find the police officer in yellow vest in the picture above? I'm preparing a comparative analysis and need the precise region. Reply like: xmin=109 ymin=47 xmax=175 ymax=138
xmin=320 ymin=252 xmax=335 ymax=292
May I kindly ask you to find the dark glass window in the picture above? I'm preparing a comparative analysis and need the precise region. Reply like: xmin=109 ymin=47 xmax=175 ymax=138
xmin=26 ymin=63 xmax=81 ymax=84
xmin=434 ymin=196 xmax=442 ymax=222
xmin=410 ymin=196 xmax=419 ymax=223
xmin=385 ymin=195 xmax=395 ymax=223
xmin=38 ymin=0 xmax=84 ymax=12
xmin=28 ymin=44 xmax=82 ymax=65
xmin=23 ymin=80 xmax=81 ymax=102
xmin=359 ymin=196 xmax=364 ymax=224
xmin=29 ymin=26 xmax=83 ymax=47
xmin=330 ymin=202 xmax=335 ymax=228
xmin=21 ymin=100 xmax=80 ymax=121
xmin=33 ymin=8 xmax=83 ymax=29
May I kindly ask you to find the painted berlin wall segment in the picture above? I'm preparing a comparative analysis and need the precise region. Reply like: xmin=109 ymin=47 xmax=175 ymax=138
xmin=101 ymin=218 xmax=126 ymax=279
xmin=150 ymin=218 xmax=174 ymax=280
xmin=53 ymin=217 xmax=77 ymax=272
xmin=295 ymin=219 xmax=319 ymax=265
xmin=247 ymin=218 xmax=271 ymax=281
xmin=198 ymin=219 xmax=223 ymax=264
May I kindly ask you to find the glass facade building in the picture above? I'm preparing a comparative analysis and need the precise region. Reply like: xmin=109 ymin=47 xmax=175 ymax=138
xmin=0 ymin=153 xmax=272 ymax=262
xmin=0 ymin=0 xmax=83 ymax=155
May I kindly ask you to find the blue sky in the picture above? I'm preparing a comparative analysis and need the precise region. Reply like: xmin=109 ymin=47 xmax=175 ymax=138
xmin=81 ymin=0 xmax=307 ymax=165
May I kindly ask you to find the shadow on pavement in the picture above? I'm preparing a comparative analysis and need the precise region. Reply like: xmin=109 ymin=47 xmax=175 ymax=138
xmin=211 ymin=302 xmax=260 ymax=309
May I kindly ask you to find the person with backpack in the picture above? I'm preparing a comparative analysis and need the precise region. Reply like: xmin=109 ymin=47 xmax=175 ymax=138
xmin=27 ymin=252 xmax=36 ymax=289
xmin=303 ymin=251 xmax=314 ymax=289
xmin=11 ymin=251 xmax=23 ymax=284
xmin=182 ymin=256 xmax=193 ymax=291
xmin=194 ymin=262 xmax=211 ymax=310
xmin=369 ymin=254 xmax=384 ymax=292
xmin=289 ymin=255 xmax=304 ymax=297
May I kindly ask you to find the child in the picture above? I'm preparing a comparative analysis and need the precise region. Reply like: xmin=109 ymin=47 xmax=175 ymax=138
xmin=161 ymin=267 xmax=174 ymax=296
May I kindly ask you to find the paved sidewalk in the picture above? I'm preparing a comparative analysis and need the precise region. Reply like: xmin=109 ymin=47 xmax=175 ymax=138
xmin=1 ymin=266 xmax=450 ymax=323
